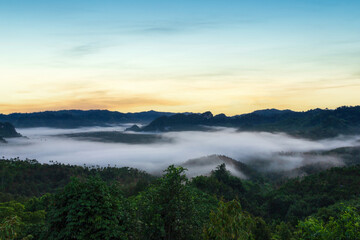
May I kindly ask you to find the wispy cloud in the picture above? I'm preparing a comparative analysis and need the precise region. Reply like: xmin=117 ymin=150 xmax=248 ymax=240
xmin=130 ymin=20 xmax=218 ymax=35
xmin=0 ymin=92 xmax=182 ymax=114
xmin=64 ymin=42 xmax=103 ymax=57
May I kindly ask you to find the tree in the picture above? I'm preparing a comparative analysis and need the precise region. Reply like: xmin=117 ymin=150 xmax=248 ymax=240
xmin=0 ymin=201 xmax=45 ymax=240
xmin=296 ymin=205 xmax=360 ymax=240
xmin=252 ymin=217 xmax=271 ymax=240
xmin=45 ymin=177 xmax=130 ymax=240
xmin=191 ymin=164 xmax=245 ymax=201
xmin=203 ymin=199 xmax=256 ymax=240
xmin=0 ymin=216 xmax=22 ymax=240
xmin=272 ymin=222 xmax=294 ymax=240
xmin=134 ymin=165 xmax=205 ymax=240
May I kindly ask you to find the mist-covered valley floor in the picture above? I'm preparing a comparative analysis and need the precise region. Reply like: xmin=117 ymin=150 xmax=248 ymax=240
xmin=2 ymin=126 xmax=360 ymax=178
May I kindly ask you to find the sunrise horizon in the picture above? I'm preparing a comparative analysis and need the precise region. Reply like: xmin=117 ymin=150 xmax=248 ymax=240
xmin=1 ymin=104 xmax=358 ymax=117
xmin=2 ymin=1 xmax=360 ymax=238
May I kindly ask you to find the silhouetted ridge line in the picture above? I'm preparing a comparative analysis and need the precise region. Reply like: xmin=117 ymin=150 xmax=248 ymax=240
xmin=140 ymin=106 xmax=360 ymax=139
xmin=0 ymin=110 xmax=176 ymax=128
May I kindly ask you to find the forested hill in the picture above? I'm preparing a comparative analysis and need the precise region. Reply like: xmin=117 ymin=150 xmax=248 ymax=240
xmin=0 ymin=122 xmax=21 ymax=138
xmin=140 ymin=106 xmax=360 ymax=139
xmin=0 ymin=110 xmax=175 ymax=128
xmin=1 ymin=158 xmax=360 ymax=239
xmin=0 ymin=158 xmax=154 ymax=200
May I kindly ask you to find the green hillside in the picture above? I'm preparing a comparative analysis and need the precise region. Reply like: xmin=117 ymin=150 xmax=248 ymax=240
xmin=1 ymin=158 xmax=359 ymax=239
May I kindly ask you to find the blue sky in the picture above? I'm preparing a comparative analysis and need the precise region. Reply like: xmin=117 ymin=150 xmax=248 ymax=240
xmin=0 ymin=0 xmax=360 ymax=114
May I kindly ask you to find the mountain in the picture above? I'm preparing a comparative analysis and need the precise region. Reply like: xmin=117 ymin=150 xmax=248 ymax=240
xmin=125 ymin=124 xmax=142 ymax=132
xmin=0 ymin=110 xmax=175 ymax=128
xmin=181 ymin=153 xmax=346 ymax=182
xmin=141 ymin=111 xmax=220 ymax=132
xmin=316 ymin=146 xmax=360 ymax=166
xmin=2 ymin=106 xmax=360 ymax=139
xmin=181 ymin=154 xmax=258 ymax=179
xmin=250 ymin=108 xmax=294 ymax=116
xmin=0 ymin=122 xmax=21 ymax=138
xmin=140 ymin=106 xmax=360 ymax=139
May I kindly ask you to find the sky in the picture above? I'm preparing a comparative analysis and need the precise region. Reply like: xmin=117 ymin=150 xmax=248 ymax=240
xmin=0 ymin=0 xmax=359 ymax=115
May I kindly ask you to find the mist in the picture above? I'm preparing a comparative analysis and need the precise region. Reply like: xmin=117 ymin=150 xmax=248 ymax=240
xmin=1 ymin=127 xmax=360 ymax=176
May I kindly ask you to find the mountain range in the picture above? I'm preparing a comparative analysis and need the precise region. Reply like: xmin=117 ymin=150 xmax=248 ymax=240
xmin=137 ymin=106 xmax=360 ymax=139
xmin=1 ymin=106 xmax=360 ymax=139
xmin=0 ymin=110 xmax=175 ymax=128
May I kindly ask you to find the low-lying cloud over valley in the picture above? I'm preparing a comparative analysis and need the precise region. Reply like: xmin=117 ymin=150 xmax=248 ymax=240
xmin=1 ymin=126 xmax=360 ymax=176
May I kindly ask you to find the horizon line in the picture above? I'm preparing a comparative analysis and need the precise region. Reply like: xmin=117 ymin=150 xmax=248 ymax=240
xmin=1 ymin=105 xmax=358 ymax=117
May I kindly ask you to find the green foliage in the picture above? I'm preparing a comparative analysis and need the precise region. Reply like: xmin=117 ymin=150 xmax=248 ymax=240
xmin=0 ymin=216 xmax=22 ymax=240
xmin=191 ymin=164 xmax=245 ymax=201
xmin=252 ymin=217 xmax=271 ymax=240
xmin=313 ymin=198 xmax=360 ymax=222
xmin=134 ymin=165 xmax=216 ymax=240
xmin=2 ymin=158 xmax=360 ymax=239
xmin=271 ymin=222 xmax=294 ymax=240
xmin=45 ymin=177 xmax=130 ymax=240
xmin=191 ymin=164 xmax=266 ymax=217
xmin=0 ymin=158 xmax=154 ymax=198
xmin=203 ymin=199 xmax=256 ymax=240
xmin=0 ymin=200 xmax=45 ymax=240
xmin=265 ymin=165 xmax=360 ymax=222
xmin=296 ymin=205 xmax=360 ymax=239
xmin=24 ymin=194 xmax=52 ymax=212
xmin=0 ymin=201 xmax=45 ymax=225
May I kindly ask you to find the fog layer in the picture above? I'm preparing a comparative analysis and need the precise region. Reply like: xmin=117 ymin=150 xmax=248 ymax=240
xmin=1 ymin=127 xmax=359 ymax=175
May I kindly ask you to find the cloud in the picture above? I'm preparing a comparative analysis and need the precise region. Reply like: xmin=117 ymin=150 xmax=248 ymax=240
xmin=64 ymin=19 xmax=219 ymax=37
xmin=65 ymin=42 xmax=103 ymax=57
xmin=1 ymin=127 xmax=360 ymax=176
xmin=0 ymin=92 xmax=182 ymax=114
xmin=139 ymin=26 xmax=181 ymax=34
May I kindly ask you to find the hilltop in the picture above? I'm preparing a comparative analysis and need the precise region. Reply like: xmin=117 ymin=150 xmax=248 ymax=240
xmin=139 ymin=106 xmax=360 ymax=139
xmin=0 ymin=122 xmax=21 ymax=138
xmin=2 ymin=106 xmax=360 ymax=140
xmin=0 ymin=110 xmax=175 ymax=128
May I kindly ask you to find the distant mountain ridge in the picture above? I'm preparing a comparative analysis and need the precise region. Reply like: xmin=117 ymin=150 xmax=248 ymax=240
xmin=250 ymin=108 xmax=294 ymax=116
xmin=2 ymin=106 xmax=360 ymax=139
xmin=0 ymin=110 xmax=176 ymax=128
xmin=139 ymin=106 xmax=360 ymax=139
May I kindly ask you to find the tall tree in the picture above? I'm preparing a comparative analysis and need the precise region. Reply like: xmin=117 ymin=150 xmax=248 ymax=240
xmin=45 ymin=177 xmax=130 ymax=240
xmin=203 ymin=199 xmax=256 ymax=240
xmin=134 ymin=165 xmax=205 ymax=240
xmin=296 ymin=205 xmax=360 ymax=240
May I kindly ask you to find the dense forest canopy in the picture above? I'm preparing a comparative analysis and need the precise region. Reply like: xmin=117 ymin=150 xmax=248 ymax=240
xmin=1 ymin=158 xmax=359 ymax=239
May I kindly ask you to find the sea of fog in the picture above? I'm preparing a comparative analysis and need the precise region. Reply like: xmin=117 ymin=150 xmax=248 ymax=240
xmin=1 ymin=126 xmax=360 ymax=175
